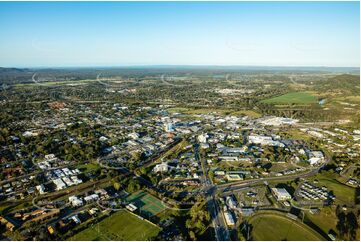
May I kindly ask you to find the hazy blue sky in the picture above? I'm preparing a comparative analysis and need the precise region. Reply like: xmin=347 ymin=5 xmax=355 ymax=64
xmin=0 ymin=1 xmax=359 ymax=67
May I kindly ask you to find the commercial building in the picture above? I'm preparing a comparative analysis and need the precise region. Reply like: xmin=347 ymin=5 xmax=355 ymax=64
xmin=198 ymin=133 xmax=208 ymax=143
xmin=53 ymin=178 xmax=67 ymax=191
xmin=153 ymin=162 xmax=170 ymax=173
xmin=271 ymin=188 xmax=292 ymax=201
xmin=84 ymin=194 xmax=99 ymax=203
xmin=248 ymin=135 xmax=284 ymax=147
xmin=126 ymin=203 xmax=137 ymax=212
xmin=223 ymin=209 xmax=235 ymax=226
xmin=36 ymin=184 xmax=46 ymax=195
xmin=69 ymin=196 xmax=83 ymax=207
xmin=307 ymin=151 xmax=324 ymax=165
xmin=226 ymin=173 xmax=243 ymax=181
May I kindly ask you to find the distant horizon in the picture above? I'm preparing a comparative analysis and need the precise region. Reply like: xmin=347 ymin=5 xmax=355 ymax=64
xmin=0 ymin=2 xmax=359 ymax=67
xmin=1 ymin=64 xmax=360 ymax=70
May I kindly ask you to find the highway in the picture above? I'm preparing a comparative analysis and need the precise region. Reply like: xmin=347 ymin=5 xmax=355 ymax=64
xmin=195 ymin=143 xmax=230 ymax=241
xmin=216 ymin=157 xmax=329 ymax=192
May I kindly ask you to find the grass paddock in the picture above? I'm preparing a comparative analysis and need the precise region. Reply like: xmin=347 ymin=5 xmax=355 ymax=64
xmin=262 ymin=92 xmax=318 ymax=104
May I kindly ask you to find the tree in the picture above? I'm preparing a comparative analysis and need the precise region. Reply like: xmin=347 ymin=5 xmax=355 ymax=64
xmin=346 ymin=212 xmax=358 ymax=240
xmin=113 ymin=182 xmax=121 ymax=191
xmin=126 ymin=179 xmax=140 ymax=193
xmin=139 ymin=166 xmax=147 ymax=175
xmin=189 ymin=231 xmax=196 ymax=241
xmin=209 ymin=170 xmax=215 ymax=182
xmin=185 ymin=199 xmax=211 ymax=238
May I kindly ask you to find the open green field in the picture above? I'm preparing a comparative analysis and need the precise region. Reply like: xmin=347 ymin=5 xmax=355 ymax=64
xmin=262 ymin=92 xmax=318 ymax=104
xmin=305 ymin=206 xmax=360 ymax=241
xmin=313 ymin=173 xmax=356 ymax=205
xmin=279 ymin=129 xmax=314 ymax=142
xmin=126 ymin=191 xmax=165 ymax=218
xmin=68 ymin=210 xmax=160 ymax=241
xmin=76 ymin=162 xmax=101 ymax=173
xmin=305 ymin=207 xmax=337 ymax=237
xmin=0 ymin=201 xmax=29 ymax=215
xmin=269 ymin=162 xmax=299 ymax=173
xmin=249 ymin=212 xmax=324 ymax=241
xmin=230 ymin=110 xmax=262 ymax=118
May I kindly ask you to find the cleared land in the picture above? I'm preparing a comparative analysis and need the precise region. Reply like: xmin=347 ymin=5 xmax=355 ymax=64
xmin=249 ymin=212 xmax=324 ymax=241
xmin=126 ymin=191 xmax=166 ymax=218
xmin=68 ymin=210 xmax=160 ymax=241
xmin=262 ymin=92 xmax=318 ymax=104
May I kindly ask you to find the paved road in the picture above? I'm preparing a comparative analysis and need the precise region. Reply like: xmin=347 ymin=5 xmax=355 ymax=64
xmin=216 ymin=158 xmax=329 ymax=193
xmin=195 ymin=143 xmax=230 ymax=241
xmin=207 ymin=194 xmax=230 ymax=241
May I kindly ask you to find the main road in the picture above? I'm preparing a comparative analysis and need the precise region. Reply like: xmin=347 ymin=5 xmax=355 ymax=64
xmin=195 ymin=143 xmax=230 ymax=241
xmin=216 ymin=157 xmax=329 ymax=194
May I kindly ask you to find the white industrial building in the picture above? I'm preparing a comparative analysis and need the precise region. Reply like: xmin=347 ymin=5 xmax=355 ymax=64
xmin=224 ymin=147 xmax=247 ymax=153
xmin=271 ymin=188 xmax=292 ymax=201
xmin=219 ymin=155 xmax=240 ymax=162
xmin=69 ymin=196 xmax=84 ymax=207
xmin=258 ymin=117 xmax=299 ymax=126
xmin=62 ymin=177 xmax=74 ymax=186
xmin=36 ymin=184 xmax=46 ymax=195
xmin=248 ymin=135 xmax=285 ymax=147
xmin=84 ymin=194 xmax=99 ymax=203
xmin=71 ymin=176 xmax=83 ymax=185
xmin=71 ymin=215 xmax=81 ymax=224
xmin=198 ymin=133 xmax=208 ymax=143
xmin=307 ymin=151 xmax=324 ymax=165
xmin=53 ymin=178 xmax=67 ymax=191
xmin=153 ymin=162 xmax=170 ymax=173
xmin=223 ymin=208 xmax=235 ymax=226
xmin=126 ymin=203 xmax=137 ymax=212
xmin=226 ymin=196 xmax=237 ymax=209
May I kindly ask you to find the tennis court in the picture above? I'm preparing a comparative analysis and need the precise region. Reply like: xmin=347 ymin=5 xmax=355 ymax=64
xmin=126 ymin=190 xmax=166 ymax=217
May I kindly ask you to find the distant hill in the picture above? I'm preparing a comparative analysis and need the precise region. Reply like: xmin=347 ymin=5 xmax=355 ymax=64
xmin=316 ymin=74 xmax=360 ymax=95
xmin=0 ymin=67 xmax=31 ymax=73
xmin=0 ymin=67 xmax=34 ymax=84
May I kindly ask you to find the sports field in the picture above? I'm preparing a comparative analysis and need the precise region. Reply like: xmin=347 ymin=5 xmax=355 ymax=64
xmin=68 ymin=210 xmax=160 ymax=241
xmin=249 ymin=212 xmax=324 ymax=241
xmin=262 ymin=92 xmax=318 ymax=104
xmin=126 ymin=191 xmax=166 ymax=218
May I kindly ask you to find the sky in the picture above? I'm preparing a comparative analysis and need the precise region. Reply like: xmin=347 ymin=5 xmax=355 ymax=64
xmin=0 ymin=1 xmax=359 ymax=67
